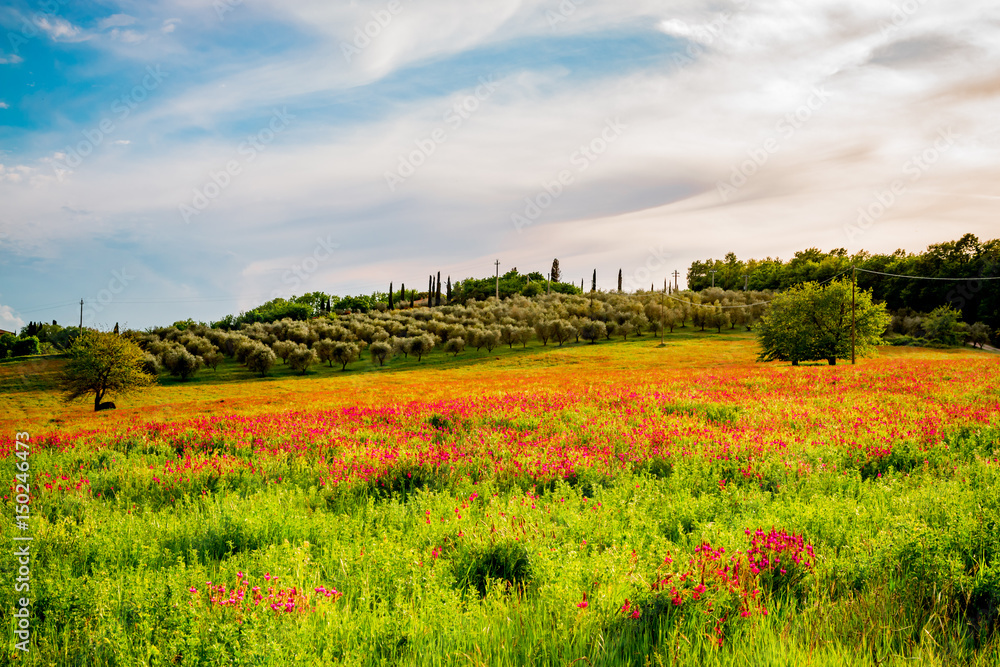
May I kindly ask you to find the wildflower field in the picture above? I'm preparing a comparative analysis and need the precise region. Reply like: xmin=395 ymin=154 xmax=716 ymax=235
xmin=2 ymin=333 xmax=1000 ymax=665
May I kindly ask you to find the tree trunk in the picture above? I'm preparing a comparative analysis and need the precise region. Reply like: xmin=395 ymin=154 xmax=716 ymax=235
xmin=792 ymin=359 xmax=799 ymax=366
xmin=828 ymin=357 xmax=837 ymax=365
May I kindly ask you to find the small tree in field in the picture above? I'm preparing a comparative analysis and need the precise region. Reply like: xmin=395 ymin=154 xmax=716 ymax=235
xmin=245 ymin=343 xmax=277 ymax=377
xmin=409 ymin=334 xmax=436 ymax=361
xmin=444 ymin=337 xmax=465 ymax=356
xmin=272 ymin=340 xmax=297 ymax=364
xmin=579 ymin=320 xmax=607 ymax=344
xmin=312 ymin=339 xmax=336 ymax=366
xmin=162 ymin=344 xmax=202 ymax=381
xmin=288 ymin=345 xmax=318 ymax=374
xmin=60 ymin=330 xmax=156 ymax=411
xmin=331 ymin=342 xmax=360 ymax=370
xmin=370 ymin=341 xmax=392 ymax=366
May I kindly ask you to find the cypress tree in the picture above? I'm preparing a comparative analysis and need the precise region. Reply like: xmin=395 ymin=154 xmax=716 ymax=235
xmin=446 ymin=276 xmax=452 ymax=303
xmin=435 ymin=271 xmax=442 ymax=307
xmin=591 ymin=270 xmax=597 ymax=292
xmin=618 ymin=269 xmax=622 ymax=292
xmin=389 ymin=282 xmax=394 ymax=310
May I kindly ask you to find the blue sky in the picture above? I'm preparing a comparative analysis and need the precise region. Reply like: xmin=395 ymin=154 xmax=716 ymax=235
xmin=1 ymin=0 xmax=999 ymax=331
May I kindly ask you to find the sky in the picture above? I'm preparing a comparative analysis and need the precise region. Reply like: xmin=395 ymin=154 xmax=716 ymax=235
xmin=1 ymin=0 xmax=998 ymax=332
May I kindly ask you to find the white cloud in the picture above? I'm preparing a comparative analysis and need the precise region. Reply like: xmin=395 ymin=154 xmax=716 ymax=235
xmin=0 ymin=54 xmax=24 ymax=65
xmin=0 ymin=305 xmax=25 ymax=333
xmin=98 ymin=14 xmax=137 ymax=30
xmin=112 ymin=140 xmax=131 ymax=145
xmin=110 ymin=28 xmax=146 ymax=44
xmin=162 ymin=18 xmax=181 ymax=34
xmin=0 ymin=102 xmax=8 ymax=109
xmin=34 ymin=16 xmax=84 ymax=42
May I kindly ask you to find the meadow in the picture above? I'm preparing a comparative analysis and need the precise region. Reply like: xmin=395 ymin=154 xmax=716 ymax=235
xmin=2 ymin=331 xmax=999 ymax=665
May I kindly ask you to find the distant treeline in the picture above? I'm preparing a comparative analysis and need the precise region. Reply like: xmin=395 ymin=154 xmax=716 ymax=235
xmin=209 ymin=270 xmax=583 ymax=329
xmin=687 ymin=233 xmax=999 ymax=334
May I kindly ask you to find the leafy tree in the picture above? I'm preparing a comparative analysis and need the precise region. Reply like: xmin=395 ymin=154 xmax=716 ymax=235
xmin=922 ymin=305 xmax=963 ymax=346
xmin=370 ymin=341 xmax=392 ymax=366
xmin=967 ymin=322 xmax=991 ymax=349
xmin=272 ymin=340 xmax=297 ymax=364
xmin=1 ymin=332 xmax=18 ymax=358
xmin=533 ymin=321 xmax=553 ymax=346
xmin=757 ymin=278 xmax=889 ymax=365
xmin=202 ymin=349 xmax=224 ymax=371
xmin=245 ymin=343 xmax=277 ymax=377
xmin=551 ymin=320 xmax=576 ymax=346
xmin=331 ymin=342 xmax=361 ymax=370
xmin=579 ymin=320 xmax=607 ymax=344
xmin=551 ymin=259 xmax=561 ymax=283
xmin=162 ymin=345 xmax=202 ymax=381
xmin=444 ymin=337 xmax=465 ymax=356
xmin=60 ymin=330 xmax=156 ymax=411
xmin=288 ymin=345 xmax=318 ymax=374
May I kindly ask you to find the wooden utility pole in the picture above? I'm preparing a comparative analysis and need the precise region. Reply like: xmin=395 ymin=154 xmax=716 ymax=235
xmin=709 ymin=270 xmax=718 ymax=288
xmin=494 ymin=260 xmax=500 ymax=300
xmin=672 ymin=270 xmax=680 ymax=292
xmin=851 ymin=265 xmax=856 ymax=365
xmin=547 ymin=272 xmax=551 ymax=295
xmin=660 ymin=280 xmax=665 ymax=345
xmin=743 ymin=274 xmax=748 ymax=291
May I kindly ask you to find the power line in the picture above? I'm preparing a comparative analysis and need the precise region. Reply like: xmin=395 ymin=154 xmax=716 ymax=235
xmin=855 ymin=268 xmax=1000 ymax=281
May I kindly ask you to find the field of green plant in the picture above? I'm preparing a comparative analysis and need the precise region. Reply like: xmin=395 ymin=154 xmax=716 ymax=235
xmin=2 ymin=334 xmax=999 ymax=665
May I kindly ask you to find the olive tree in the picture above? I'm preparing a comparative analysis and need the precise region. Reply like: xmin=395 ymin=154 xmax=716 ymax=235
xmin=331 ymin=341 xmax=361 ymax=370
xmin=288 ymin=345 xmax=318 ymax=374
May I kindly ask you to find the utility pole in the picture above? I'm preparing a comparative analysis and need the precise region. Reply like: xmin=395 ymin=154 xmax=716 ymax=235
xmin=79 ymin=299 xmax=83 ymax=329
xmin=743 ymin=274 xmax=748 ymax=291
xmin=709 ymin=270 xmax=718 ymax=288
xmin=547 ymin=272 xmax=551 ymax=295
xmin=494 ymin=260 xmax=500 ymax=300
xmin=851 ymin=265 xmax=856 ymax=365
xmin=660 ymin=280 xmax=665 ymax=345
xmin=672 ymin=270 xmax=680 ymax=292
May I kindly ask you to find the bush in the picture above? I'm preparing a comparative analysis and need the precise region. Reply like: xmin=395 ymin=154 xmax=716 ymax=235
xmin=12 ymin=335 xmax=41 ymax=357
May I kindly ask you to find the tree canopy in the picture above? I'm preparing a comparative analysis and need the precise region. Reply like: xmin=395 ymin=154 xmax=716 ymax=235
xmin=756 ymin=278 xmax=890 ymax=365
xmin=60 ymin=330 xmax=156 ymax=410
